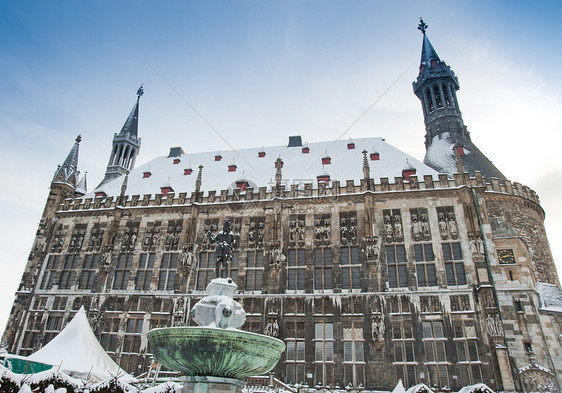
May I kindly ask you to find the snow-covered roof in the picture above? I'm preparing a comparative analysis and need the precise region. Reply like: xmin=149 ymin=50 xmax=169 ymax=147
xmin=26 ymin=307 xmax=133 ymax=382
xmin=90 ymin=137 xmax=440 ymax=198
xmin=537 ymin=282 xmax=562 ymax=315
xmin=457 ymin=383 xmax=495 ymax=393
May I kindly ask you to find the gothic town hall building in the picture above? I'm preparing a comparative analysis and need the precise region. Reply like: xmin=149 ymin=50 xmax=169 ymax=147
xmin=2 ymin=22 xmax=561 ymax=392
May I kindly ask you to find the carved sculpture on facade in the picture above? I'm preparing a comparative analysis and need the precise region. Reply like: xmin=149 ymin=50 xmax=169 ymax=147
xmin=393 ymin=214 xmax=403 ymax=242
xmin=314 ymin=215 xmax=331 ymax=246
xmin=173 ymin=298 xmax=186 ymax=326
xmin=121 ymin=225 xmax=138 ymax=252
xmin=448 ymin=212 xmax=458 ymax=240
xmin=485 ymin=314 xmax=504 ymax=337
xmin=269 ymin=240 xmax=285 ymax=267
xmin=371 ymin=314 xmax=385 ymax=343
xmin=384 ymin=214 xmax=393 ymax=243
xmin=265 ymin=312 xmax=280 ymax=338
xmin=180 ymin=243 xmax=196 ymax=269
xmin=87 ymin=227 xmax=104 ymax=252
xmin=364 ymin=236 xmax=380 ymax=262
xmin=412 ymin=212 xmax=422 ymax=241
xmin=50 ymin=225 xmax=66 ymax=253
xmin=420 ymin=211 xmax=431 ymax=240
xmin=438 ymin=212 xmax=448 ymax=240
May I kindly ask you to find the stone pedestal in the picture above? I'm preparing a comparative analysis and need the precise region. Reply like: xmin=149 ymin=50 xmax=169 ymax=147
xmin=182 ymin=376 xmax=244 ymax=393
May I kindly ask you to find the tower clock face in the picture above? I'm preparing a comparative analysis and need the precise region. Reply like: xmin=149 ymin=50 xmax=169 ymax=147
xmin=497 ymin=249 xmax=516 ymax=264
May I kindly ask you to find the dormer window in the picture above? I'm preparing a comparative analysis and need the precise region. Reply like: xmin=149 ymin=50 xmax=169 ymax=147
xmin=430 ymin=59 xmax=438 ymax=68
xmin=275 ymin=160 xmax=284 ymax=169
xmin=455 ymin=145 xmax=465 ymax=156
xmin=347 ymin=142 xmax=355 ymax=150
xmin=236 ymin=181 xmax=249 ymax=191
xmin=317 ymin=175 xmax=330 ymax=184
xmin=258 ymin=151 xmax=266 ymax=158
xmin=95 ymin=192 xmax=106 ymax=198
xmin=402 ymin=169 xmax=416 ymax=181
xmin=161 ymin=187 xmax=173 ymax=196
xmin=302 ymin=147 xmax=310 ymax=154
xmin=370 ymin=153 xmax=380 ymax=161
xmin=184 ymin=168 xmax=193 ymax=175
xmin=143 ymin=172 xmax=152 ymax=178
xmin=228 ymin=164 xmax=237 ymax=172
xmin=173 ymin=159 xmax=180 ymax=165
xmin=215 ymin=154 xmax=222 ymax=161
xmin=322 ymin=157 xmax=331 ymax=165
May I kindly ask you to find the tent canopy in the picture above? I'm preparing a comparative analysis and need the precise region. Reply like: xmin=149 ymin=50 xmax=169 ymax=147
xmin=27 ymin=306 xmax=134 ymax=382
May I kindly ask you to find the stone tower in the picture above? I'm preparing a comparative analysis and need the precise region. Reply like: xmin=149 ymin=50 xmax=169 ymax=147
xmin=42 ymin=135 xmax=82 ymax=219
xmin=95 ymin=86 xmax=143 ymax=190
xmin=413 ymin=19 xmax=505 ymax=180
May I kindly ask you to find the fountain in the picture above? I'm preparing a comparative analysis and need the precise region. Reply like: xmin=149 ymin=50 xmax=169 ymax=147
xmin=148 ymin=277 xmax=285 ymax=392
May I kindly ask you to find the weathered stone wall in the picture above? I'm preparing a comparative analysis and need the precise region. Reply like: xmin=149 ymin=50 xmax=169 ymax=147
xmin=485 ymin=194 xmax=559 ymax=286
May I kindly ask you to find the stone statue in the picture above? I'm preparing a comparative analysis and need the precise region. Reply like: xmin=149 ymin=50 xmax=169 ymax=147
xmin=448 ymin=213 xmax=458 ymax=239
xmin=438 ymin=213 xmax=448 ymax=240
xmin=411 ymin=213 xmax=421 ymax=241
xmin=205 ymin=219 xmax=237 ymax=278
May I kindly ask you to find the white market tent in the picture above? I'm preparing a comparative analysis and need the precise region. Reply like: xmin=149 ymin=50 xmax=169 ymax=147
xmin=391 ymin=379 xmax=407 ymax=393
xmin=27 ymin=306 xmax=134 ymax=382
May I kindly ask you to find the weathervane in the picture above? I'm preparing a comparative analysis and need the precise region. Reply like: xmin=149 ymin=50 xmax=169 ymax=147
xmin=418 ymin=18 xmax=428 ymax=34
xmin=137 ymin=84 xmax=144 ymax=98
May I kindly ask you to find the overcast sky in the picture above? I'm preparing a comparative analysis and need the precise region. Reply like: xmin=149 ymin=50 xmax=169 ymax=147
xmin=1 ymin=1 xmax=561 ymax=335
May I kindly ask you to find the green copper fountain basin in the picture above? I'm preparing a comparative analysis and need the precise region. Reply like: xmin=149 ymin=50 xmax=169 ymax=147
xmin=147 ymin=327 xmax=285 ymax=380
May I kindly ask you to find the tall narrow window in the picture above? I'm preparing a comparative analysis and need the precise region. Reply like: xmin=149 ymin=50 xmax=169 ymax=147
xmin=41 ymin=255 xmax=61 ymax=289
xmin=442 ymin=242 xmax=466 ymax=286
xmin=414 ymin=244 xmax=437 ymax=287
xmin=314 ymin=248 xmax=332 ymax=290
xmin=100 ymin=318 xmax=120 ymax=354
xmin=287 ymin=249 xmax=306 ymax=290
xmin=196 ymin=251 xmax=214 ymax=291
xmin=58 ymin=254 xmax=79 ymax=289
xmin=434 ymin=85 xmax=442 ymax=108
xmin=245 ymin=250 xmax=264 ymax=291
xmin=453 ymin=319 xmax=482 ymax=386
xmin=386 ymin=245 xmax=408 ymax=288
xmin=79 ymin=254 xmax=100 ymax=289
xmin=341 ymin=246 xmax=361 ymax=290
xmin=314 ymin=322 xmax=334 ymax=386
xmin=121 ymin=318 xmax=143 ymax=373
xmin=343 ymin=321 xmax=365 ymax=388
xmin=392 ymin=317 xmax=416 ymax=388
xmin=285 ymin=321 xmax=306 ymax=384
xmin=44 ymin=314 xmax=64 ymax=344
xmin=113 ymin=253 xmax=133 ymax=290
xmin=423 ymin=321 xmax=449 ymax=387
xmin=426 ymin=89 xmax=434 ymax=112
xmin=135 ymin=253 xmax=155 ymax=290
xmin=158 ymin=253 xmax=178 ymax=291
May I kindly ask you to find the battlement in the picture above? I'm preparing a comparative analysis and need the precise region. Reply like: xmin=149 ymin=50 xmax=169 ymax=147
xmin=57 ymin=171 xmax=541 ymax=213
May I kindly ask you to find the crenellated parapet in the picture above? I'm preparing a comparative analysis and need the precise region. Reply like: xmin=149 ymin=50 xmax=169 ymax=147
xmin=57 ymin=171 xmax=542 ymax=214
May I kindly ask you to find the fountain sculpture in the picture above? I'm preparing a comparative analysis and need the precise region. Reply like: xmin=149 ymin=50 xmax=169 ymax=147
xmin=148 ymin=221 xmax=285 ymax=393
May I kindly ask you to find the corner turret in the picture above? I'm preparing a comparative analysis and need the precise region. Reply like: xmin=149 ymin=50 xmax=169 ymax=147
xmin=96 ymin=86 xmax=143 ymax=190
xmin=413 ymin=19 xmax=505 ymax=180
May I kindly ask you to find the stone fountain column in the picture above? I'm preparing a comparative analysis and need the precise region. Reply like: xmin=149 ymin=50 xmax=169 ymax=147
xmin=148 ymin=278 xmax=285 ymax=393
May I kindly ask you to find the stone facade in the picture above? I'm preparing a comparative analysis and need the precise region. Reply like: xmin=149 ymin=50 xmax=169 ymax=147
xmin=2 ymin=171 xmax=561 ymax=392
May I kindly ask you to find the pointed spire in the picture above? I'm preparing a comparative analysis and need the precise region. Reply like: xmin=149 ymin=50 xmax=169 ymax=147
xmin=119 ymin=85 xmax=143 ymax=138
xmin=418 ymin=18 xmax=441 ymax=70
xmin=96 ymin=87 xmax=143 ymax=190
xmin=362 ymin=149 xmax=370 ymax=180
xmin=76 ymin=171 xmax=88 ymax=196
xmin=52 ymin=135 xmax=81 ymax=187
